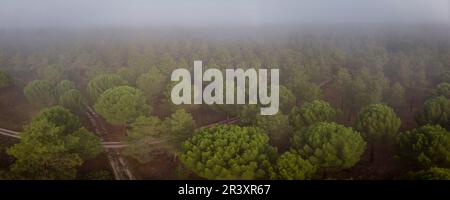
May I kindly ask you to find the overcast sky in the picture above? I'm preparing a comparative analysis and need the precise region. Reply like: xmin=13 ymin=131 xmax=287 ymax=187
xmin=0 ymin=0 xmax=448 ymax=28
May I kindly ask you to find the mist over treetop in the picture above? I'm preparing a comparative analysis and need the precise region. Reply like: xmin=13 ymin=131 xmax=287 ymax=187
xmin=0 ymin=0 xmax=448 ymax=29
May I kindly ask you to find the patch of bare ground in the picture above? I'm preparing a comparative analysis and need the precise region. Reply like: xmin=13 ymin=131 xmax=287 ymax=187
xmin=126 ymin=107 xmax=229 ymax=179
xmin=331 ymin=141 xmax=405 ymax=180
xmin=127 ymin=152 xmax=179 ymax=179
xmin=80 ymin=109 xmax=128 ymax=142
xmin=77 ymin=153 xmax=113 ymax=179
xmin=0 ymin=86 xmax=38 ymax=131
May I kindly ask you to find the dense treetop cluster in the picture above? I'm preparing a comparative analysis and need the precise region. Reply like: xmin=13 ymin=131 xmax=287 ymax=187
xmin=0 ymin=29 xmax=449 ymax=179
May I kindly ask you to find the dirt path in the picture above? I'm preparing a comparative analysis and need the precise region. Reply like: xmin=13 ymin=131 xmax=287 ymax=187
xmin=0 ymin=107 xmax=240 ymax=180
xmin=0 ymin=128 xmax=20 ymax=139
xmin=85 ymin=105 xmax=136 ymax=180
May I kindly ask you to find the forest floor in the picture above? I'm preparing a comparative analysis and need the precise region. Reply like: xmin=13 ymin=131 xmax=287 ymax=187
xmin=127 ymin=106 xmax=229 ymax=179
xmin=334 ymin=143 xmax=405 ymax=180
xmin=320 ymin=83 xmax=424 ymax=179
xmin=0 ymin=86 xmax=38 ymax=131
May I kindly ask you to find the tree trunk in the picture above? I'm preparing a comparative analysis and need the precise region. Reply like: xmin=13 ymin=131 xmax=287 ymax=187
xmin=369 ymin=142 xmax=375 ymax=163
xmin=347 ymin=108 xmax=353 ymax=122
xmin=408 ymin=98 xmax=414 ymax=113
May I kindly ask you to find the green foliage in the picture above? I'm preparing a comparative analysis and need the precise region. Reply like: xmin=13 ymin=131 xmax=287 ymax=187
xmin=125 ymin=116 xmax=167 ymax=163
xmin=69 ymin=128 xmax=103 ymax=159
xmin=335 ymin=67 xmax=387 ymax=116
xmin=82 ymin=170 xmax=113 ymax=180
xmin=161 ymin=81 xmax=201 ymax=113
xmin=0 ymin=70 xmax=12 ymax=89
xmin=355 ymin=104 xmax=401 ymax=162
xmin=289 ymin=100 xmax=339 ymax=130
xmin=432 ymin=82 xmax=450 ymax=99
xmin=174 ymin=165 xmax=190 ymax=179
xmin=7 ymin=124 xmax=83 ymax=180
xmin=291 ymin=122 xmax=366 ymax=171
xmin=410 ymin=167 xmax=450 ymax=180
xmin=94 ymin=86 xmax=150 ymax=125
xmin=238 ymin=105 xmax=259 ymax=125
xmin=33 ymin=106 xmax=81 ymax=134
xmin=437 ymin=71 xmax=450 ymax=85
xmin=117 ymin=67 xmax=138 ymax=86
xmin=25 ymin=79 xmax=84 ymax=111
xmin=396 ymin=125 xmax=450 ymax=168
xmin=180 ymin=125 xmax=276 ymax=180
xmin=256 ymin=113 xmax=293 ymax=149
xmin=384 ymin=82 xmax=406 ymax=111
xmin=55 ymin=80 xmax=76 ymax=97
xmin=287 ymin=71 xmax=322 ymax=103
xmin=355 ymin=104 xmax=401 ymax=140
xmin=297 ymin=82 xmax=322 ymax=103
xmin=386 ymin=53 xmax=411 ymax=88
xmin=333 ymin=68 xmax=352 ymax=94
xmin=164 ymin=109 xmax=196 ymax=144
xmin=274 ymin=151 xmax=316 ymax=180
xmin=59 ymin=89 xmax=84 ymax=113
xmin=6 ymin=106 xmax=102 ymax=179
xmin=125 ymin=109 xmax=195 ymax=163
xmin=23 ymin=79 xmax=56 ymax=107
xmin=38 ymin=64 xmax=66 ymax=84
xmin=136 ymin=67 xmax=167 ymax=103
xmin=353 ymin=44 xmax=389 ymax=69
xmin=85 ymin=63 xmax=112 ymax=80
xmin=332 ymin=67 xmax=352 ymax=111
xmin=415 ymin=96 xmax=450 ymax=130
xmin=7 ymin=26 xmax=450 ymax=180
xmin=279 ymin=86 xmax=296 ymax=113
xmin=87 ymin=74 xmax=128 ymax=101
xmin=0 ymin=170 xmax=19 ymax=180
xmin=348 ymin=77 xmax=369 ymax=107
xmin=348 ymin=68 xmax=387 ymax=113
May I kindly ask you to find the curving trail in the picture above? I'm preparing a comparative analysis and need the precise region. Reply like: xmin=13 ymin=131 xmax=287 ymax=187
xmin=85 ymin=105 xmax=136 ymax=180
xmin=0 ymin=108 xmax=240 ymax=180
xmin=0 ymin=127 xmax=126 ymax=148
xmin=0 ymin=109 xmax=136 ymax=180
xmin=0 ymin=117 xmax=240 ymax=145
xmin=0 ymin=128 xmax=20 ymax=139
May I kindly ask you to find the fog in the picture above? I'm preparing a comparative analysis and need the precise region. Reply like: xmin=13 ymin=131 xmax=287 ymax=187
xmin=0 ymin=0 xmax=449 ymax=29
